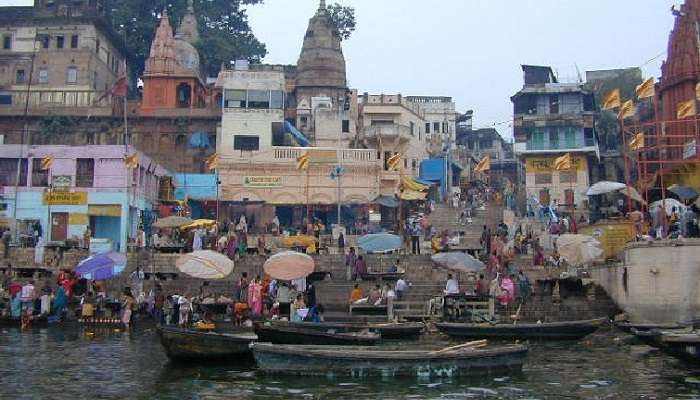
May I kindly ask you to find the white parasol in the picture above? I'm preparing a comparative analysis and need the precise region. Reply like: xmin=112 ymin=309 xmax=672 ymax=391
xmin=556 ymin=234 xmax=603 ymax=266
xmin=175 ymin=250 xmax=234 ymax=280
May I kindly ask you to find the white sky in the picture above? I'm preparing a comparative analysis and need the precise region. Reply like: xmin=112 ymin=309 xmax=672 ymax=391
xmin=1 ymin=0 xmax=682 ymax=138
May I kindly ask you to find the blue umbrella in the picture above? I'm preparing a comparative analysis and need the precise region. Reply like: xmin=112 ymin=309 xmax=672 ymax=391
xmin=75 ymin=252 xmax=127 ymax=280
xmin=357 ymin=233 xmax=402 ymax=253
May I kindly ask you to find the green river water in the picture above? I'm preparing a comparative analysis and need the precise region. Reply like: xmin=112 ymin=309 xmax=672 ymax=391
xmin=1 ymin=326 xmax=700 ymax=399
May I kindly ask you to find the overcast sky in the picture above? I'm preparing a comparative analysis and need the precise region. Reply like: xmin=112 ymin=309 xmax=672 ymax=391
xmin=1 ymin=0 xmax=681 ymax=138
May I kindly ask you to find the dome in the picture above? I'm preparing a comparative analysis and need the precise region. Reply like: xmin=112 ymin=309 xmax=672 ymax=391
xmin=174 ymin=38 xmax=201 ymax=74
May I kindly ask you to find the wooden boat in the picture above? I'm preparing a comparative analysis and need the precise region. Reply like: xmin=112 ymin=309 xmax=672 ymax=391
xmin=658 ymin=332 xmax=700 ymax=363
xmin=0 ymin=315 xmax=58 ymax=329
xmin=629 ymin=327 xmax=664 ymax=347
xmin=614 ymin=321 xmax=685 ymax=334
xmin=250 ymin=342 xmax=528 ymax=377
xmin=277 ymin=321 xmax=424 ymax=339
xmin=254 ymin=322 xmax=380 ymax=345
xmin=435 ymin=318 xmax=607 ymax=340
xmin=157 ymin=325 xmax=257 ymax=362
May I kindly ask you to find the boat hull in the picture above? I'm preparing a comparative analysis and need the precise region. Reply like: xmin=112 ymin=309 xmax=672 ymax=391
xmin=157 ymin=326 xmax=256 ymax=362
xmin=436 ymin=318 xmax=606 ymax=340
xmin=254 ymin=323 xmax=380 ymax=345
xmin=659 ymin=334 xmax=700 ymax=363
xmin=251 ymin=343 xmax=528 ymax=377
xmin=278 ymin=321 xmax=424 ymax=340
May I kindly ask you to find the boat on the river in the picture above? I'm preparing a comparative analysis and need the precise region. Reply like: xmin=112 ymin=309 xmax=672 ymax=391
xmin=614 ymin=321 xmax=685 ymax=334
xmin=435 ymin=318 xmax=607 ymax=340
xmin=254 ymin=322 xmax=380 ymax=345
xmin=250 ymin=342 xmax=528 ymax=377
xmin=157 ymin=325 xmax=257 ymax=361
xmin=657 ymin=332 xmax=700 ymax=363
xmin=276 ymin=321 xmax=424 ymax=340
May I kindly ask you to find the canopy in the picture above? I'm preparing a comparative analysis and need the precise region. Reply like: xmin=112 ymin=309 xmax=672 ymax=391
xmin=263 ymin=251 xmax=314 ymax=281
xmin=357 ymin=233 xmax=402 ymax=253
xmin=586 ymin=181 xmax=626 ymax=196
xmin=153 ymin=216 xmax=192 ymax=229
xmin=75 ymin=252 xmax=126 ymax=280
xmin=175 ymin=250 xmax=234 ymax=280
xmin=556 ymin=234 xmax=603 ymax=266
xmin=179 ymin=219 xmax=216 ymax=230
xmin=650 ymin=198 xmax=687 ymax=215
xmin=374 ymin=195 xmax=400 ymax=208
xmin=280 ymin=235 xmax=316 ymax=249
xmin=401 ymin=176 xmax=429 ymax=192
xmin=400 ymin=189 xmax=427 ymax=201
xmin=431 ymin=252 xmax=485 ymax=273
xmin=668 ymin=185 xmax=699 ymax=201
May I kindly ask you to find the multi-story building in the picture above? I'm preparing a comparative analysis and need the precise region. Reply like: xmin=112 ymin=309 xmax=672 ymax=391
xmin=512 ymin=65 xmax=598 ymax=209
xmin=0 ymin=145 xmax=167 ymax=251
xmin=456 ymin=127 xmax=518 ymax=190
xmin=404 ymin=96 xmax=457 ymax=153
xmin=0 ymin=0 xmax=126 ymax=117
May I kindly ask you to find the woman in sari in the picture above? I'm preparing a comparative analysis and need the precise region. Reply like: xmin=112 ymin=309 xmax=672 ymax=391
xmin=497 ymin=275 xmax=515 ymax=306
xmin=226 ymin=233 xmax=238 ymax=260
xmin=247 ymin=276 xmax=263 ymax=315
xmin=238 ymin=231 xmax=248 ymax=257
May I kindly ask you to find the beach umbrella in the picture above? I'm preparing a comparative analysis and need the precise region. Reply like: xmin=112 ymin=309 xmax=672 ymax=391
xmin=179 ymin=219 xmax=216 ymax=230
xmin=75 ymin=252 xmax=127 ymax=280
xmin=586 ymin=181 xmax=626 ymax=196
xmin=175 ymin=250 xmax=234 ymax=280
xmin=650 ymin=198 xmax=687 ymax=215
xmin=357 ymin=233 xmax=402 ymax=253
xmin=668 ymin=185 xmax=699 ymax=201
xmin=556 ymin=234 xmax=603 ymax=266
xmin=431 ymin=252 xmax=485 ymax=273
xmin=263 ymin=251 xmax=314 ymax=281
xmin=280 ymin=235 xmax=316 ymax=249
xmin=152 ymin=216 xmax=192 ymax=229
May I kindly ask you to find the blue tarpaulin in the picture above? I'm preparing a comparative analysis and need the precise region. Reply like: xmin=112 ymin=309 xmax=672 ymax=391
xmin=175 ymin=174 xmax=218 ymax=200
xmin=419 ymin=158 xmax=463 ymax=200
xmin=284 ymin=121 xmax=311 ymax=147
xmin=357 ymin=233 xmax=402 ymax=253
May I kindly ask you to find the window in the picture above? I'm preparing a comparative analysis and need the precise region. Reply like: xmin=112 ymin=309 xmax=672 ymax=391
xmin=95 ymin=39 xmax=100 ymax=54
xmin=0 ymin=91 xmax=12 ymax=105
xmin=56 ymin=35 xmax=64 ymax=49
xmin=584 ymin=128 xmax=595 ymax=147
xmin=233 ymin=135 xmax=259 ymax=151
xmin=549 ymin=129 xmax=559 ymax=149
xmin=410 ymin=121 xmax=415 ymax=136
xmin=271 ymin=122 xmax=287 ymax=146
xmin=300 ymin=116 xmax=308 ymax=129
xmin=404 ymin=159 xmax=408 ymax=169
xmin=2 ymin=35 xmax=11 ymax=50
xmin=70 ymin=34 xmax=78 ymax=48
xmin=31 ymin=158 xmax=48 ymax=187
xmin=247 ymin=90 xmax=270 ymax=109
xmin=383 ymin=151 xmax=392 ymax=171
xmin=75 ymin=158 xmax=94 ymax=187
xmin=342 ymin=119 xmax=350 ymax=133
xmin=15 ymin=69 xmax=26 ymax=84
xmin=529 ymin=131 xmax=545 ymax=150
xmin=433 ymin=122 xmax=440 ymax=133
xmin=549 ymin=95 xmax=559 ymax=114
xmin=534 ymin=173 xmax=552 ymax=185
xmin=443 ymin=122 xmax=449 ymax=134
xmin=270 ymin=90 xmax=284 ymax=109
xmin=564 ymin=128 xmax=577 ymax=148
xmin=0 ymin=158 xmax=27 ymax=186
xmin=224 ymin=89 xmax=246 ymax=108
xmin=39 ymin=34 xmax=49 ymax=49
xmin=38 ymin=68 xmax=48 ymax=84
xmin=425 ymin=123 xmax=430 ymax=134
xmin=559 ymin=171 xmax=577 ymax=184
xmin=66 ymin=66 xmax=78 ymax=84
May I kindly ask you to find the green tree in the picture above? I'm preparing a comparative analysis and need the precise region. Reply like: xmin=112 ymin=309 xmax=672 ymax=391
xmin=111 ymin=0 xmax=266 ymax=81
xmin=326 ymin=3 xmax=356 ymax=41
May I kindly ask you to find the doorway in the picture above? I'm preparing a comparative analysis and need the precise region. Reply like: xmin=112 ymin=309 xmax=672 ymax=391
xmin=51 ymin=212 xmax=68 ymax=242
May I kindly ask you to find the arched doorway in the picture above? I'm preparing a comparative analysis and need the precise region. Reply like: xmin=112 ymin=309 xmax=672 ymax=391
xmin=177 ymin=83 xmax=192 ymax=108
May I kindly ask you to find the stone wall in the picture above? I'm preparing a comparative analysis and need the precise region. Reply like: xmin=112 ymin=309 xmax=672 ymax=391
xmin=590 ymin=239 xmax=700 ymax=324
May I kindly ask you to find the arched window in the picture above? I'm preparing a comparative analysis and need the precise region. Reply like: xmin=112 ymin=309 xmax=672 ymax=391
xmin=176 ymin=83 xmax=191 ymax=108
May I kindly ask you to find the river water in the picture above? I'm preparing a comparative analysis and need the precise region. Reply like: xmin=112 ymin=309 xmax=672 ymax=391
xmin=1 ymin=326 xmax=700 ymax=400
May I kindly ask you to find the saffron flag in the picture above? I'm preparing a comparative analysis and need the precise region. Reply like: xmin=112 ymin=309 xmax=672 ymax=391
xmin=629 ymin=133 xmax=645 ymax=151
xmin=635 ymin=77 xmax=655 ymax=99
xmin=618 ymin=100 xmax=636 ymax=120
xmin=296 ymin=152 xmax=310 ymax=171
xmin=205 ymin=153 xmax=219 ymax=170
xmin=677 ymin=99 xmax=697 ymax=119
xmin=387 ymin=153 xmax=401 ymax=171
xmin=125 ymin=153 xmax=138 ymax=169
xmin=601 ymin=89 xmax=621 ymax=110
xmin=553 ymin=153 xmax=573 ymax=171
xmin=40 ymin=155 xmax=53 ymax=170
xmin=474 ymin=155 xmax=490 ymax=172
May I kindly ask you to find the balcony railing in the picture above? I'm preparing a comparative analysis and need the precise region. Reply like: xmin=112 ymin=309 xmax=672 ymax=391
xmin=1 ymin=89 xmax=113 ymax=109
xmin=271 ymin=147 xmax=377 ymax=164
xmin=363 ymin=124 xmax=413 ymax=139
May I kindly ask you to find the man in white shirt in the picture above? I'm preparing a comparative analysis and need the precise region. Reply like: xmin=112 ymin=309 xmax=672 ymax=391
xmin=20 ymin=280 xmax=36 ymax=314
xmin=444 ymin=274 xmax=459 ymax=295
xmin=395 ymin=278 xmax=408 ymax=300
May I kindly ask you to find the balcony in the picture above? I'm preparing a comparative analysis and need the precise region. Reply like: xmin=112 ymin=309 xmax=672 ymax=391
xmin=270 ymin=147 xmax=377 ymax=164
xmin=0 ymin=89 xmax=115 ymax=117
xmin=363 ymin=124 xmax=414 ymax=142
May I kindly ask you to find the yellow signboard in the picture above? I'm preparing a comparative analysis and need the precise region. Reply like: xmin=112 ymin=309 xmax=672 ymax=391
xmin=580 ymin=222 xmax=634 ymax=260
xmin=88 ymin=205 xmax=122 ymax=217
xmin=43 ymin=192 xmax=88 ymax=205
xmin=68 ymin=213 xmax=89 ymax=225
xmin=526 ymin=155 xmax=587 ymax=173
xmin=243 ymin=176 xmax=282 ymax=188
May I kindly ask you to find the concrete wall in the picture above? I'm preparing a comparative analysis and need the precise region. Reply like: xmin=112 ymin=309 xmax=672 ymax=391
xmin=590 ymin=239 xmax=700 ymax=324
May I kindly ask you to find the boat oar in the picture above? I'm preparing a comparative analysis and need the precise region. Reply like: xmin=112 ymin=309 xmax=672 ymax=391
xmin=430 ymin=340 xmax=488 ymax=354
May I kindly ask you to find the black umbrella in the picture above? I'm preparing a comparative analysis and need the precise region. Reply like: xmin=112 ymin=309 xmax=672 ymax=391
xmin=668 ymin=185 xmax=699 ymax=201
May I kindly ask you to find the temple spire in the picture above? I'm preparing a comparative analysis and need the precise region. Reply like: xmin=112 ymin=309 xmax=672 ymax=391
xmin=187 ymin=0 xmax=194 ymax=13
xmin=176 ymin=0 xmax=199 ymax=44
xmin=318 ymin=0 xmax=326 ymax=13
